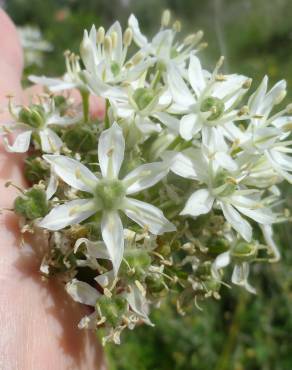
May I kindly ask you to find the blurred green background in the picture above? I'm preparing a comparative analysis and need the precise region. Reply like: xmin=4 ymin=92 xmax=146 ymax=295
xmin=3 ymin=0 xmax=292 ymax=369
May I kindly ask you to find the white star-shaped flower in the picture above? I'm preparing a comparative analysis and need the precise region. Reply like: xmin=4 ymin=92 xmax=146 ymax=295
xmin=3 ymin=98 xmax=79 ymax=153
xmin=39 ymin=122 xmax=175 ymax=273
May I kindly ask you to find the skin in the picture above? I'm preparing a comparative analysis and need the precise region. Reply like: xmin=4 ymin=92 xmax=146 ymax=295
xmin=0 ymin=9 xmax=105 ymax=370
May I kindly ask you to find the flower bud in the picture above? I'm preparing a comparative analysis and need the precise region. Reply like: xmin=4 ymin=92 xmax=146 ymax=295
xmin=207 ymin=237 xmax=230 ymax=255
xmin=97 ymin=296 xmax=127 ymax=327
xmin=14 ymin=187 xmax=49 ymax=220
xmin=63 ymin=125 xmax=97 ymax=153
xmin=24 ymin=155 xmax=49 ymax=183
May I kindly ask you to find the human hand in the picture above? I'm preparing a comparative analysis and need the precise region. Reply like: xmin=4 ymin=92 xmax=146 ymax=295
xmin=0 ymin=9 xmax=105 ymax=370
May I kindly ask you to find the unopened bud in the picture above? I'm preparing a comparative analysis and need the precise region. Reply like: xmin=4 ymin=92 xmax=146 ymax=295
xmin=173 ymin=20 xmax=181 ymax=32
xmin=104 ymin=35 xmax=112 ymax=55
xmin=161 ymin=9 xmax=171 ymax=27
xmin=97 ymin=26 xmax=105 ymax=44
xmin=123 ymin=27 xmax=133 ymax=47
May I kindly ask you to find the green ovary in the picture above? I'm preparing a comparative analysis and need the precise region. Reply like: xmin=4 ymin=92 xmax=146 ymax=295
xmin=94 ymin=179 xmax=126 ymax=210
xmin=200 ymin=96 xmax=225 ymax=121
xmin=133 ymin=88 xmax=155 ymax=111
xmin=213 ymin=170 xmax=237 ymax=197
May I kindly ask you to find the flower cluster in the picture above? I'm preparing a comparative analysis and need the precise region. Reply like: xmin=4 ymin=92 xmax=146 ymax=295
xmin=3 ymin=10 xmax=291 ymax=344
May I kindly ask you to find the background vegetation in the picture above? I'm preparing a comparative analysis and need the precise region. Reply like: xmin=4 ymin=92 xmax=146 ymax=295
xmin=3 ymin=0 xmax=292 ymax=369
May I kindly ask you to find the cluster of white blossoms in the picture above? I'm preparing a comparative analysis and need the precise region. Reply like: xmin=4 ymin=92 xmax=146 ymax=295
xmin=3 ymin=11 xmax=292 ymax=344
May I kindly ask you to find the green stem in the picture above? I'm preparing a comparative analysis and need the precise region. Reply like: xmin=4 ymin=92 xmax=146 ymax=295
xmin=81 ymin=90 xmax=90 ymax=123
xmin=215 ymin=292 xmax=247 ymax=370
xmin=104 ymin=99 xmax=110 ymax=129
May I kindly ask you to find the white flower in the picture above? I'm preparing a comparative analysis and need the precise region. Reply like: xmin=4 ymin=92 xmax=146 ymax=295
xmin=128 ymin=14 xmax=203 ymax=71
xmin=110 ymin=82 xmax=173 ymax=139
xmin=211 ymin=250 xmax=256 ymax=294
xmin=166 ymin=55 xmax=250 ymax=143
xmin=168 ymin=148 xmax=275 ymax=242
xmin=29 ymin=51 xmax=88 ymax=93
xmin=80 ymin=22 xmax=155 ymax=96
xmin=3 ymin=99 xmax=79 ymax=153
xmin=38 ymin=122 xmax=175 ymax=273
xmin=238 ymin=76 xmax=292 ymax=183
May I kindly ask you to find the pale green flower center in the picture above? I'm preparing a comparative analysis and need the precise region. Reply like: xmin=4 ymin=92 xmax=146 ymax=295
xmin=94 ymin=179 xmax=126 ymax=210
xmin=213 ymin=170 xmax=237 ymax=197
xmin=19 ymin=105 xmax=46 ymax=129
xmin=133 ymin=88 xmax=155 ymax=110
xmin=200 ymin=96 xmax=225 ymax=121
xmin=231 ymin=242 xmax=257 ymax=262
xmin=110 ymin=61 xmax=120 ymax=77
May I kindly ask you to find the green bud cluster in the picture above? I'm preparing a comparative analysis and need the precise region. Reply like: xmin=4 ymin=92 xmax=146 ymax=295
xmin=19 ymin=104 xmax=45 ymax=128
xmin=14 ymin=187 xmax=49 ymax=220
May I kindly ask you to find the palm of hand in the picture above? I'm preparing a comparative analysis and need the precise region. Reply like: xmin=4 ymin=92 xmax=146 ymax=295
xmin=0 ymin=10 xmax=104 ymax=370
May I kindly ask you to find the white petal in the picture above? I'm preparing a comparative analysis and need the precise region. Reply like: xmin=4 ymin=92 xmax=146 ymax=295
xmin=248 ymin=75 xmax=268 ymax=114
xmin=74 ymin=238 xmax=110 ymax=259
xmin=66 ymin=279 xmax=100 ymax=306
xmin=126 ymin=285 xmax=153 ymax=326
xmin=234 ymin=205 xmax=275 ymax=225
xmin=123 ymin=162 xmax=169 ymax=195
xmin=260 ymin=224 xmax=280 ymax=262
xmin=39 ymin=128 xmax=63 ymax=153
xmin=220 ymin=202 xmax=252 ymax=242
xmin=154 ymin=112 xmax=180 ymax=134
xmin=167 ymin=65 xmax=195 ymax=107
xmin=98 ymin=122 xmax=125 ymax=179
xmin=47 ymin=113 xmax=81 ymax=127
xmin=101 ymin=211 xmax=124 ymax=274
xmin=128 ymin=14 xmax=148 ymax=48
xmin=180 ymin=189 xmax=214 ymax=216
xmin=95 ymin=270 xmax=115 ymax=288
xmin=38 ymin=199 xmax=96 ymax=230
xmin=43 ymin=155 xmax=98 ymax=192
xmin=78 ymin=312 xmax=98 ymax=329
xmin=211 ymin=251 xmax=231 ymax=280
xmin=215 ymin=152 xmax=238 ymax=171
xmin=231 ymin=263 xmax=256 ymax=294
xmin=124 ymin=198 xmax=176 ymax=235
xmin=4 ymin=130 xmax=32 ymax=152
xmin=107 ymin=21 xmax=123 ymax=63
xmin=162 ymin=150 xmax=198 ymax=180
xmin=188 ymin=55 xmax=206 ymax=96
xmin=260 ymin=79 xmax=286 ymax=116
xmin=180 ymin=113 xmax=201 ymax=140
xmin=46 ymin=171 xmax=58 ymax=200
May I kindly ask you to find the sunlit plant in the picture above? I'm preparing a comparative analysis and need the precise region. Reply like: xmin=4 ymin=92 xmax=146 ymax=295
xmin=2 ymin=10 xmax=291 ymax=345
